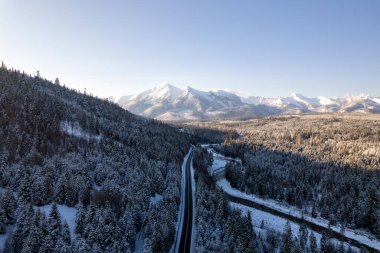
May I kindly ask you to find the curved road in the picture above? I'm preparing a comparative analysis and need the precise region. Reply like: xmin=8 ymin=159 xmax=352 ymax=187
xmin=178 ymin=151 xmax=194 ymax=253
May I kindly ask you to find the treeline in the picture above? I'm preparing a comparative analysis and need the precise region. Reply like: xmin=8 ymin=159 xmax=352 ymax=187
xmin=0 ymin=65 xmax=190 ymax=253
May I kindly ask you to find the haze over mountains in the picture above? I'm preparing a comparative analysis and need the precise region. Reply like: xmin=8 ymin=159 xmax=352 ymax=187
xmin=118 ymin=84 xmax=380 ymax=120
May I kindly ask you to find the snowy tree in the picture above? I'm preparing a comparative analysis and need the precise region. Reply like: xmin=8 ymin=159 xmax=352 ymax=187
xmin=75 ymin=204 xmax=86 ymax=235
xmin=281 ymin=221 xmax=293 ymax=253
xmin=47 ymin=203 xmax=62 ymax=247
xmin=298 ymin=222 xmax=308 ymax=250
xmin=309 ymin=232 xmax=318 ymax=253
xmin=61 ymin=220 xmax=71 ymax=245
xmin=0 ymin=206 xmax=6 ymax=234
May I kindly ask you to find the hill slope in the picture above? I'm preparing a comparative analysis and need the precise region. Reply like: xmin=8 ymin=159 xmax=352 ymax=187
xmin=0 ymin=66 xmax=190 ymax=252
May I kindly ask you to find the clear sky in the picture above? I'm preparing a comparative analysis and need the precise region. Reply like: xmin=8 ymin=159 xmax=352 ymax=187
xmin=1 ymin=0 xmax=379 ymax=99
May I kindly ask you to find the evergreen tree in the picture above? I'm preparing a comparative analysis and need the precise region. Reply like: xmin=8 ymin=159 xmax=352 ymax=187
xmin=309 ymin=232 xmax=318 ymax=253
xmin=75 ymin=204 xmax=86 ymax=235
xmin=1 ymin=188 xmax=17 ymax=224
xmin=298 ymin=222 xmax=308 ymax=250
xmin=0 ymin=206 xmax=6 ymax=234
xmin=62 ymin=220 xmax=71 ymax=245
xmin=281 ymin=221 xmax=293 ymax=253
xmin=320 ymin=233 xmax=335 ymax=253
xmin=47 ymin=203 xmax=62 ymax=247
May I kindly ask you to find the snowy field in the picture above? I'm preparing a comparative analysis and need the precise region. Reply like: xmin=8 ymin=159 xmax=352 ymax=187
xmin=1 ymin=204 xmax=78 ymax=250
xmin=0 ymin=225 xmax=15 ymax=250
xmin=201 ymin=144 xmax=241 ymax=175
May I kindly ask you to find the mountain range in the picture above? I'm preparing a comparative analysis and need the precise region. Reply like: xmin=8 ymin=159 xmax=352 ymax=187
xmin=117 ymin=84 xmax=380 ymax=120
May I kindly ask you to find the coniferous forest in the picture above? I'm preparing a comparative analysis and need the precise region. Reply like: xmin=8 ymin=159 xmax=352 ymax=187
xmin=1 ymin=64 xmax=379 ymax=253
xmin=188 ymin=117 xmax=380 ymax=239
xmin=0 ymin=65 xmax=190 ymax=252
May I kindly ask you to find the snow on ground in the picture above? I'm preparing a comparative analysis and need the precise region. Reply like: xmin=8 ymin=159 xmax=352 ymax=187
xmin=36 ymin=204 xmax=78 ymax=239
xmin=231 ymin=202 xmax=358 ymax=252
xmin=218 ymin=178 xmax=380 ymax=251
xmin=93 ymin=183 xmax=101 ymax=191
xmin=149 ymin=193 xmax=163 ymax=206
xmin=1 ymin=204 xmax=77 ymax=249
xmin=230 ymin=202 xmax=322 ymax=242
xmin=0 ymin=225 xmax=15 ymax=250
xmin=204 ymin=144 xmax=380 ymax=251
xmin=201 ymin=144 xmax=241 ymax=175
xmin=60 ymin=121 xmax=102 ymax=142
xmin=134 ymin=231 xmax=144 ymax=253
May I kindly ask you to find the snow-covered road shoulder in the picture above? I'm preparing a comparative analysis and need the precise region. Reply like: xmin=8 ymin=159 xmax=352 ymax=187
xmin=217 ymin=178 xmax=380 ymax=251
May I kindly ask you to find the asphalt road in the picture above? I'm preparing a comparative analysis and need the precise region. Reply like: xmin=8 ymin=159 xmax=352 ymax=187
xmin=178 ymin=152 xmax=193 ymax=253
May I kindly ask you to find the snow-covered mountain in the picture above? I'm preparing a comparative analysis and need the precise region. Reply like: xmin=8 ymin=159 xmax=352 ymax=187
xmin=118 ymin=84 xmax=380 ymax=120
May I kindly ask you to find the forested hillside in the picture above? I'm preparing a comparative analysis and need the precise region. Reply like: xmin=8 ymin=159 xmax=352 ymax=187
xmin=0 ymin=65 xmax=190 ymax=253
xmin=188 ymin=116 xmax=380 ymax=238
xmin=192 ymin=147 xmax=356 ymax=253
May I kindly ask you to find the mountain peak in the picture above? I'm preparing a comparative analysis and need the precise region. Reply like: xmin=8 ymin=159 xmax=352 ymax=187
xmin=149 ymin=83 xmax=183 ymax=101
xmin=118 ymin=86 xmax=380 ymax=120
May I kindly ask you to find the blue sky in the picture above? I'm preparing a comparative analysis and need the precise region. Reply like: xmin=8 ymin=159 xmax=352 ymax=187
xmin=1 ymin=0 xmax=379 ymax=98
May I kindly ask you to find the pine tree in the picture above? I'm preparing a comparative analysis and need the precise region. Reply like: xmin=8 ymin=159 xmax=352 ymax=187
xmin=362 ymin=188 xmax=380 ymax=235
xmin=75 ymin=204 xmax=86 ymax=235
xmin=309 ymin=232 xmax=318 ymax=253
xmin=281 ymin=221 xmax=293 ymax=253
xmin=19 ymin=171 xmax=32 ymax=202
xmin=0 ymin=206 xmax=6 ymax=234
xmin=338 ymin=242 xmax=345 ymax=253
xmin=54 ymin=78 xmax=60 ymax=86
xmin=320 ymin=233 xmax=334 ymax=253
xmin=61 ymin=220 xmax=71 ymax=245
xmin=13 ymin=204 xmax=35 ymax=252
xmin=1 ymin=188 xmax=17 ymax=224
xmin=55 ymin=177 xmax=66 ymax=204
xmin=47 ymin=203 xmax=62 ymax=246
xmin=298 ymin=222 xmax=308 ymax=250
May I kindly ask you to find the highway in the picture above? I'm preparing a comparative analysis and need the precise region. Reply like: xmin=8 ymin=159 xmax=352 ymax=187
xmin=177 ymin=151 xmax=194 ymax=253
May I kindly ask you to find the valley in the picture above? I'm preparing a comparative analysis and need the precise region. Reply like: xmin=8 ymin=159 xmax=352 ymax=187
xmin=0 ymin=65 xmax=379 ymax=253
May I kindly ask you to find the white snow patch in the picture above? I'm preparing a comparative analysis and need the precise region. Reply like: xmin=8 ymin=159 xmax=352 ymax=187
xmin=134 ymin=231 xmax=144 ymax=253
xmin=231 ymin=203 xmax=358 ymax=251
xmin=149 ymin=193 xmax=163 ymax=206
xmin=218 ymin=178 xmax=380 ymax=251
xmin=36 ymin=204 xmax=78 ymax=239
xmin=60 ymin=121 xmax=101 ymax=142
xmin=0 ymin=225 xmax=15 ymax=250
xmin=93 ymin=183 xmax=101 ymax=191
xmin=230 ymin=202 xmax=321 ymax=241
xmin=202 ymin=144 xmax=241 ymax=175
